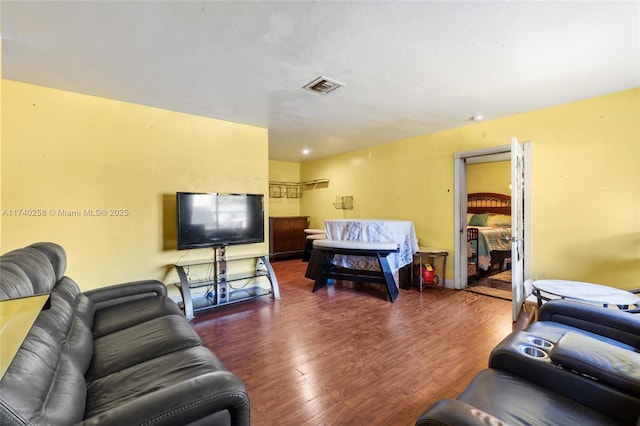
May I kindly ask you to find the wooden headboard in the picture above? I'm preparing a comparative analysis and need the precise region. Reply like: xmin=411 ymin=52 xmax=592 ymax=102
xmin=468 ymin=192 xmax=511 ymax=215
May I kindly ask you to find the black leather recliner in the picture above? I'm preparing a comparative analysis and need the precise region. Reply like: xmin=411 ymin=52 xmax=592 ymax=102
xmin=416 ymin=299 xmax=640 ymax=426
xmin=0 ymin=242 xmax=249 ymax=426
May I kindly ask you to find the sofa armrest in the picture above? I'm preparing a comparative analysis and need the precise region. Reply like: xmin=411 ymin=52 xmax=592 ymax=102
xmin=77 ymin=371 xmax=249 ymax=426
xmin=84 ymin=280 xmax=167 ymax=310
xmin=489 ymin=330 xmax=640 ymax=424
xmin=550 ymin=332 xmax=640 ymax=398
xmin=416 ymin=399 xmax=510 ymax=426
xmin=538 ymin=299 xmax=640 ymax=348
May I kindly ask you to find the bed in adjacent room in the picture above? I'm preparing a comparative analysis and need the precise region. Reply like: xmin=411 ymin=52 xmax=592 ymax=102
xmin=467 ymin=193 xmax=512 ymax=279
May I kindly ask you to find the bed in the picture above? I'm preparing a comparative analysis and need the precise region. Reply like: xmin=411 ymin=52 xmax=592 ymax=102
xmin=467 ymin=193 xmax=512 ymax=278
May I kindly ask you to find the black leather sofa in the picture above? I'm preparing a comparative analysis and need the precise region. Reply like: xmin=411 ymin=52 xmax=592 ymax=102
xmin=0 ymin=242 xmax=249 ymax=426
xmin=416 ymin=299 xmax=640 ymax=426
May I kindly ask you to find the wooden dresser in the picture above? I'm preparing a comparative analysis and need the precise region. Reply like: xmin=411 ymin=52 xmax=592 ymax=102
xmin=269 ymin=216 xmax=309 ymax=260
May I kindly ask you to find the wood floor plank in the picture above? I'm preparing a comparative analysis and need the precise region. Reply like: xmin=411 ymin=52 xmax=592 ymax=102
xmin=191 ymin=259 xmax=527 ymax=426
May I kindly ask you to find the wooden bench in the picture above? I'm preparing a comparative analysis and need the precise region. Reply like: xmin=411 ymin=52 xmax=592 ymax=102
xmin=304 ymin=239 xmax=400 ymax=302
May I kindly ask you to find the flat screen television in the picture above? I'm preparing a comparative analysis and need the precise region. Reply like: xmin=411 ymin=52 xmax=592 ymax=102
xmin=177 ymin=192 xmax=264 ymax=250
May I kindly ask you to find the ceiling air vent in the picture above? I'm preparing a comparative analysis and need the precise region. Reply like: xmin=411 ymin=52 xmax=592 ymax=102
xmin=303 ymin=76 xmax=344 ymax=94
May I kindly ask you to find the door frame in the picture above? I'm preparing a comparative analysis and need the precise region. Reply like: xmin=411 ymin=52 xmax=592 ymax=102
xmin=453 ymin=143 xmax=532 ymax=319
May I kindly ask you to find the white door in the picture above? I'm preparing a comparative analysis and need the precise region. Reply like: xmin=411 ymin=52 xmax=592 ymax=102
xmin=453 ymin=157 xmax=468 ymax=289
xmin=511 ymin=137 xmax=525 ymax=321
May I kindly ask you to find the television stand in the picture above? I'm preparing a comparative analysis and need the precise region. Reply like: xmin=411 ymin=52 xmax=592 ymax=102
xmin=174 ymin=246 xmax=280 ymax=320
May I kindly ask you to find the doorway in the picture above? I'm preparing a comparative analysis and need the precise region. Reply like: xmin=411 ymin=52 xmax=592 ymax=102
xmin=453 ymin=142 xmax=532 ymax=321
xmin=466 ymin=161 xmax=512 ymax=293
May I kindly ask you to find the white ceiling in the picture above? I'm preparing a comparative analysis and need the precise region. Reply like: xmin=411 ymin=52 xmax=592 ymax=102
xmin=2 ymin=1 xmax=639 ymax=162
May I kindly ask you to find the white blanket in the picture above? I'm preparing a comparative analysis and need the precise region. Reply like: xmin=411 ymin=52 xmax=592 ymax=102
xmin=324 ymin=219 xmax=419 ymax=272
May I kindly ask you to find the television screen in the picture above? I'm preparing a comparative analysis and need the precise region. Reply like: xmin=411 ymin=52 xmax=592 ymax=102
xmin=177 ymin=192 xmax=264 ymax=250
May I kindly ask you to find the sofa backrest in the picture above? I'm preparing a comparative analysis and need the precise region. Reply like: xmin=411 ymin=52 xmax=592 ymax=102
xmin=0 ymin=242 xmax=66 ymax=299
xmin=1 ymin=243 xmax=95 ymax=426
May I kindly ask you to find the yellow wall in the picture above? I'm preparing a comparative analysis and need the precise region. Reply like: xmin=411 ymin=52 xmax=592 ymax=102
xmin=1 ymin=80 xmax=269 ymax=290
xmin=0 ymin=40 xmax=3 ymax=246
xmin=302 ymin=88 xmax=640 ymax=288
xmin=467 ymin=162 xmax=511 ymax=195
xmin=3 ymin=80 xmax=638 ymax=290
xmin=268 ymin=160 xmax=301 ymax=217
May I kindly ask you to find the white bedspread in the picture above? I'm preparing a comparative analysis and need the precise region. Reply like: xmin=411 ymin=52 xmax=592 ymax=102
xmin=471 ymin=226 xmax=511 ymax=271
xmin=324 ymin=219 xmax=419 ymax=272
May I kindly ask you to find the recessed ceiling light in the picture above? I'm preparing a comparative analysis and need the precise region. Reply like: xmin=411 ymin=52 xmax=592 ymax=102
xmin=470 ymin=115 xmax=484 ymax=122
xmin=301 ymin=149 xmax=310 ymax=155
xmin=303 ymin=76 xmax=344 ymax=95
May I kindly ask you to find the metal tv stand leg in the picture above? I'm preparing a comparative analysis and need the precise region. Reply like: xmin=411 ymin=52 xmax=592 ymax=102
xmin=258 ymin=255 xmax=280 ymax=299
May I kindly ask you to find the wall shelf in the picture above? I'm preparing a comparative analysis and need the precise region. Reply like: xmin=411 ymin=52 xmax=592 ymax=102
xmin=269 ymin=185 xmax=285 ymax=198
xmin=268 ymin=179 xmax=329 ymax=198
xmin=332 ymin=196 xmax=353 ymax=210
xmin=301 ymin=179 xmax=329 ymax=189
xmin=268 ymin=181 xmax=300 ymax=198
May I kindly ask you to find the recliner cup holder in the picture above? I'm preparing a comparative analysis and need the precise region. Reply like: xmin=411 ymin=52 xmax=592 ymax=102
xmin=527 ymin=336 xmax=554 ymax=349
xmin=519 ymin=345 xmax=549 ymax=359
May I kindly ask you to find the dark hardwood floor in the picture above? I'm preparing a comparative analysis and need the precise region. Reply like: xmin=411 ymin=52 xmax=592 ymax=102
xmin=191 ymin=259 xmax=528 ymax=426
